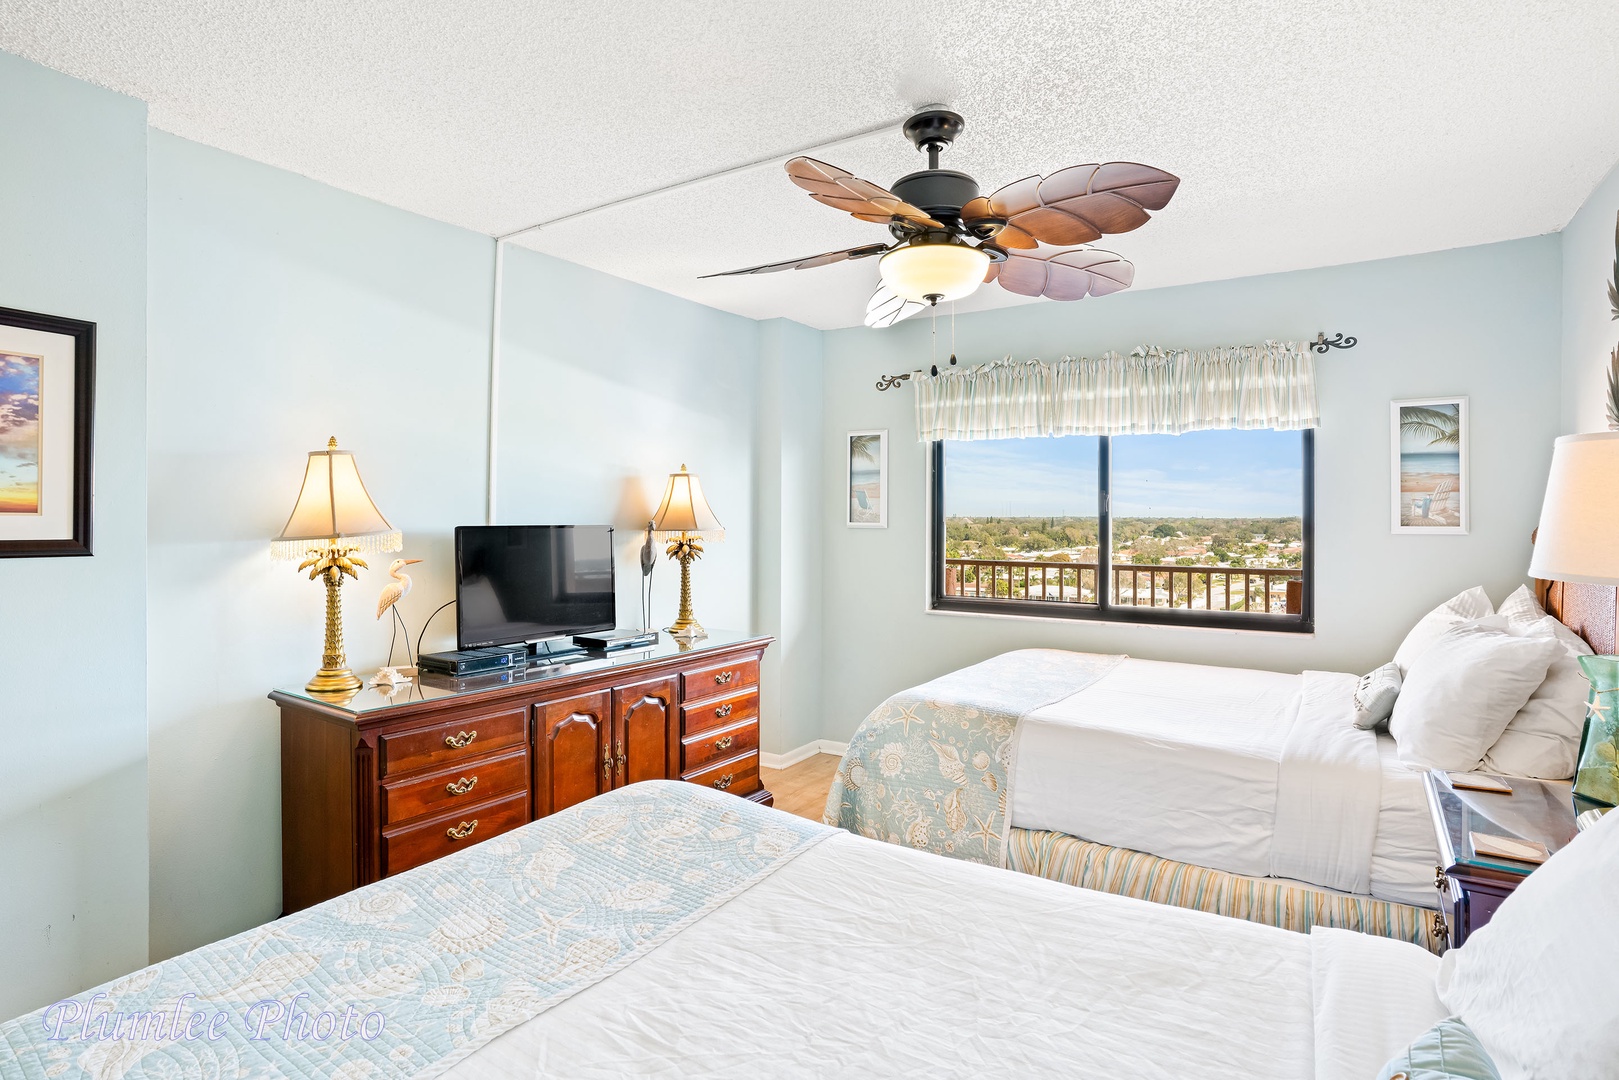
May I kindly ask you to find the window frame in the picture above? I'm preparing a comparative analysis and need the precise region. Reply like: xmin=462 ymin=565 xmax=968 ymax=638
xmin=929 ymin=430 xmax=1315 ymax=633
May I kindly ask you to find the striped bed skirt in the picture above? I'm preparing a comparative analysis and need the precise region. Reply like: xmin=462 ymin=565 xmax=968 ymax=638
xmin=1006 ymin=827 xmax=1446 ymax=954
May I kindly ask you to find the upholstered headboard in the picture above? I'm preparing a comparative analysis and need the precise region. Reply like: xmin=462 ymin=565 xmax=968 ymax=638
xmin=1536 ymin=578 xmax=1618 ymax=655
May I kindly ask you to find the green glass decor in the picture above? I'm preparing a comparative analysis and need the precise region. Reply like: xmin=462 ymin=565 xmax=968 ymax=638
xmin=1574 ymin=654 xmax=1619 ymax=813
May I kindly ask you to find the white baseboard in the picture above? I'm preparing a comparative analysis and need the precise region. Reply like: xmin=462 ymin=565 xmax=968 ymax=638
xmin=761 ymin=740 xmax=848 ymax=770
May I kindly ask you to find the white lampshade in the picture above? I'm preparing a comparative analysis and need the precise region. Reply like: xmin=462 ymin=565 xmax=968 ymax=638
xmin=879 ymin=240 xmax=989 ymax=303
xmin=271 ymin=437 xmax=402 ymax=559
xmin=652 ymin=465 xmax=724 ymax=540
xmin=1528 ymin=431 xmax=1619 ymax=585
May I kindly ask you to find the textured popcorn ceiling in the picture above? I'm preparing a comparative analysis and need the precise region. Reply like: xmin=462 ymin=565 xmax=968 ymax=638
xmin=4 ymin=1 xmax=1619 ymax=329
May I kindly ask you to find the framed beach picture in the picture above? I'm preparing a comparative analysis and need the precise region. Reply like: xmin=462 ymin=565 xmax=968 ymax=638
xmin=0 ymin=305 xmax=95 ymax=557
xmin=847 ymin=429 xmax=888 ymax=528
xmin=1391 ymin=397 xmax=1467 ymax=534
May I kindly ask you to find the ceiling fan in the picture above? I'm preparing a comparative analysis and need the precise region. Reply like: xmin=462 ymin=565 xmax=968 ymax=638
xmin=702 ymin=108 xmax=1180 ymax=328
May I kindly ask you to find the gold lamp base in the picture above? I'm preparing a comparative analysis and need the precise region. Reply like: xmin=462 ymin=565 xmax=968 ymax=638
xmin=306 ymin=666 xmax=363 ymax=694
xmin=664 ymin=534 xmax=708 ymax=641
xmin=301 ymin=542 xmax=367 ymax=696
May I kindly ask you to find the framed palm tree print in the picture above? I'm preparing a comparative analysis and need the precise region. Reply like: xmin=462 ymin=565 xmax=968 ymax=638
xmin=1392 ymin=397 xmax=1467 ymax=534
xmin=0 ymin=305 xmax=95 ymax=557
xmin=847 ymin=429 xmax=887 ymax=528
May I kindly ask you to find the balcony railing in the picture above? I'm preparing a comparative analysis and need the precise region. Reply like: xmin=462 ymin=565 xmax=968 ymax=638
xmin=943 ymin=558 xmax=1303 ymax=615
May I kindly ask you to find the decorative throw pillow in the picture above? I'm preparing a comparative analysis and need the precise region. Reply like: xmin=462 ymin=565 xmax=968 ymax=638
xmin=1481 ymin=614 xmax=1592 ymax=779
xmin=1376 ymin=1018 xmax=1502 ymax=1080
xmin=1393 ymin=586 xmax=1495 ymax=677
xmin=1436 ymin=802 xmax=1619 ymax=1079
xmin=1353 ymin=661 xmax=1403 ymax=729
xmin=1390 ymin=618 xmax=1561 ymax=771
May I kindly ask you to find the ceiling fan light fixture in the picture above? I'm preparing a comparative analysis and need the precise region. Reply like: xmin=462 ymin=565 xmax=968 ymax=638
xmin=878 ymin=239 xmax=989 ymax=304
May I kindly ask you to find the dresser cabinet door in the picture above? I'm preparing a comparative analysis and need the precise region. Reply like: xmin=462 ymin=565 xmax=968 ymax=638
xmin=611 ymin=676 xmax=676 ymax=788
xmin=536 ymin=692 xmax=611 ymax=817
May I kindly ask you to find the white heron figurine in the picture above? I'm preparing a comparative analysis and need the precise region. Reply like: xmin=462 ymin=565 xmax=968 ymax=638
xmin=376 ymin=558 xmax=422 ymax=621
xmin=375 ymin=557 xmax=423 ymax=673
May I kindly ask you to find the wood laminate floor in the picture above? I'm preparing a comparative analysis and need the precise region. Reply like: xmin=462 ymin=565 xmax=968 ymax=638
xmin=761 ymin=753 xmax=840 ymax=821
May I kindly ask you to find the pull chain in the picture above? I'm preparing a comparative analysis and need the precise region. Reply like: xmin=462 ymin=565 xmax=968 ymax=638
xmin=950 ymin=301 xmax=957 ymax=367
xmin=930 ymin=306 xmax=939 ymax=377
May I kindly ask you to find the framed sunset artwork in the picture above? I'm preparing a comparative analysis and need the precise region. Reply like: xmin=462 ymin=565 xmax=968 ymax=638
xmin=1391 ymin=396 xmax=1467 ymax=534
xmin=0 ymin=306 xmax=95 ymax=557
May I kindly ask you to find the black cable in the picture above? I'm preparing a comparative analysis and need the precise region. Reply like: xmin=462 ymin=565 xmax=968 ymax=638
xmin=417 ymin=599 xmax=456 ymax=661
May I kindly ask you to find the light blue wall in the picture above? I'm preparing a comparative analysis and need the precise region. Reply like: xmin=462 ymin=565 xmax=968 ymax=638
xmin=819 ymin=238 xmax=1563 ymax=742
xmin=145 ymin=133 xmax=497 ymax=961
xmin=145 ymin=140 xmax=773 ymax=962
xmin=1561 ymin=160 xmax=1619 ymax=434
xmin=495 ymin=246 xmax=760 ymax=637
xmin=0 ymin=52 xmax=149 ymax=1018
xmin=754 ymin=318 xmax=825 ymax=755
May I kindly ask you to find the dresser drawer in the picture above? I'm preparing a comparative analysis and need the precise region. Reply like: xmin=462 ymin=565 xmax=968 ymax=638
xmin=681 ymin=687 xmax=759 ymax=738
xmin=381 ymin=790 xmax=529 ymax=876
xmin=681 ymin=718 xmax=760 ymax=774
xmin=682 ymin=750 xmax=760 ymax=798
xmin=681 ymin=656 xmax=759 ymax=702
xmin=381 ymin=748 xmax=528 ymax=827
xmin=378 ymin=707 xmax=527 ymax=777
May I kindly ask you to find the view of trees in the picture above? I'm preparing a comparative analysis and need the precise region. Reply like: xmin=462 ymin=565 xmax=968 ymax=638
xmin=944 ymin=515 xmax=1303 ymax=568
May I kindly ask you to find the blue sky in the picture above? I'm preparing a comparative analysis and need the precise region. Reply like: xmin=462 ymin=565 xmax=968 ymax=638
xmin=944 ymin=430 xmax=1305 ymax=517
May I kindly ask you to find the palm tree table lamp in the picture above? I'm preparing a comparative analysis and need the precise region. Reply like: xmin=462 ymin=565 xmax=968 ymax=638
xmin=272 ymin=437 xmax=402 ymax=693
xmin=652 ymin=464 xmax=724 ymax=640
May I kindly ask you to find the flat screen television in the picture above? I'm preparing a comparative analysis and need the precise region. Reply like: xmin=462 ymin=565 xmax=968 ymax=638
xmin=454 ymin=525 xmax=615 ymax=649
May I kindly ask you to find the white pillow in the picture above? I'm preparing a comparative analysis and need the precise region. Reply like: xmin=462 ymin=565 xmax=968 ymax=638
xmin=1481 ymin=614 xmax=1593 ymax=779
xmin=1393 ymin=586 xmax=1495 ymax=677
xmin=1389 ymin=618 xmax=1562 ymax=771
xmin=1497 ymin=582 xmax=1593 ymax=656
xmin=1351 ymin=661 xmax=1402 ymax=729
xmin=1436 ymin=805 xmax=1619 ymax=1080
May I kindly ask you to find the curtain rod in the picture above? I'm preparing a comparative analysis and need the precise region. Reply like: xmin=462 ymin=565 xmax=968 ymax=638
xmin=872 ymin=331 xmax=1358 ymax=391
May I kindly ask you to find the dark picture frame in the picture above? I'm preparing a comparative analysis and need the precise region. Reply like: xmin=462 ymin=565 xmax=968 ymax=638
xmin=0 ymin=304 xmax=95 ymax=557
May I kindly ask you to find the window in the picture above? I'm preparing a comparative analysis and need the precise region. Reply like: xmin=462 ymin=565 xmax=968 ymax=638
xmin=931 ymin=429 xmax=1313 ymax=631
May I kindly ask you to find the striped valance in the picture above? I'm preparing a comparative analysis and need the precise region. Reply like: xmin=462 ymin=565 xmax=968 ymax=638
xmin=912 ymin=340 xmax=1319 ymax=442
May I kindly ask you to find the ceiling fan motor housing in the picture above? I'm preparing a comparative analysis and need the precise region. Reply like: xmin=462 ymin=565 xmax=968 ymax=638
xmin=890 ymin=169 xmax=980 ymax=222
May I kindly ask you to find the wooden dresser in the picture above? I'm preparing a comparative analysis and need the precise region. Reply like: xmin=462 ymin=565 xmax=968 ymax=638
xmin=271 ymin=631 xmax=772 ymax=913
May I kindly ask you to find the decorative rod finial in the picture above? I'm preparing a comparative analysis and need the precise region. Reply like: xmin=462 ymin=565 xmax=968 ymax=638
xmin=327 ymin=436 xmax=339 ymax=449
xmin=1310 ymin=332 xmax=1358 ymax=354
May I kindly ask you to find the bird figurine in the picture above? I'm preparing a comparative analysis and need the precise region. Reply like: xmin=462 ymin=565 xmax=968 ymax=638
xmin=376 ymin=558 xmax=422 ymax=620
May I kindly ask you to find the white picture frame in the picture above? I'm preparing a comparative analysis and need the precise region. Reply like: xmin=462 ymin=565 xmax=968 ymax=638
xmin=846 ymin=429 xmax=887 ymax=528
xmin=1391 ymin=396 xmax=1468 ymax=534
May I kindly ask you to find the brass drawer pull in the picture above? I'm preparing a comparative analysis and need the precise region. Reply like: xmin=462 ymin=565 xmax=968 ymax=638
xmin=712 ymin=773 xmax=733 ymax=790
xmin=1434 ymin=866 xmax=1449 ymax=892
xmin=446 ymin=819 xmax=478 ymax=841
xmin=616 ymin=739 xmax=627 ymax=772
xmin=444 ymin=730 xmax=477 ymax=749
xmin=714 ymin=734 xmax=735 ymax=751
xmin=714 ymin=670 xmax=733 ymax=685
xmin=446 ymin=776 xmax=478 ymax=796
xmin=603 ymin=743 xmax=612 ymax=785
xmin=715 ymin=703 xmax=733 ymax=719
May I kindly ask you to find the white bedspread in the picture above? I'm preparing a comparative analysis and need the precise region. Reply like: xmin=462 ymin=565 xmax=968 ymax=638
xmin=1272 ymin=671 xmax=1382 ymax=893
xmin=1015 ymin=658 xmax=1434 ymax=903
xmin=447 ymin=829 xmax=1440 ymax=1078
xmin=1311 ymin=928 xmax=1447 ymax=1080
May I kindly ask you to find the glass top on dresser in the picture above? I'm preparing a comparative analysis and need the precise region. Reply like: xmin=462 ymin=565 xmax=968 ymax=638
xmin=271 ymin=630 xmax=762 ymax=716
xmin=1424 ymin=770 xmax=1579 ymax=877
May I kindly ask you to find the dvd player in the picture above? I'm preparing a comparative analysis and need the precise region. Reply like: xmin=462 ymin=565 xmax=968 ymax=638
xmin=573 ymin=629 xmax=659 ymax=651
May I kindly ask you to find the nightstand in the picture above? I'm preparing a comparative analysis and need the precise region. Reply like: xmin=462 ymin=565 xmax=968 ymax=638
xmin=1423 ymin=771 xmax=1577 ymax=950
